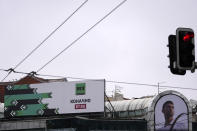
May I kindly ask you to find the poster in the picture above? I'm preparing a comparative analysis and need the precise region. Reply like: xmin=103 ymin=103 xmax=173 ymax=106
xmin=4 ymin=80 xmax=105 ymax=117
xmin=155 ymin=94 xmax=188 ymax=131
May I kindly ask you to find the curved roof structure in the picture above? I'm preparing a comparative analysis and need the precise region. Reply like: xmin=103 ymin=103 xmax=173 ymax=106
xmin=106 ymin=97 xmax=154 ymax=112
xmin=106 ymin=96 xmax=154 ymax=118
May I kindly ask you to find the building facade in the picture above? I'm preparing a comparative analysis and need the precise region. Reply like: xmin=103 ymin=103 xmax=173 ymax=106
xmin=0 ymin=76 xmax=196 ymax=131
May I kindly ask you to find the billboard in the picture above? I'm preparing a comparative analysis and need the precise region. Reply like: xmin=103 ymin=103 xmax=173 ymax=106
xmin=154 ymin=94 xmax=189 ymax=131
xmin=4 ymin=80 xmax=105 ymax=117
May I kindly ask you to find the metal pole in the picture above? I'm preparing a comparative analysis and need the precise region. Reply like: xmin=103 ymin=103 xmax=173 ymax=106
xmin=158 ymin=82 xmax=166 ymax=94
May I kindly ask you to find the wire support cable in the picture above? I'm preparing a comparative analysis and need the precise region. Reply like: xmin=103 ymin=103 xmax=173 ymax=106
xmin=1 ymin=68 xmax=197 ymax=91
xmin=36 ymin=0 xmax=127 ymax=73
xmin=104 ymin=92 xmax=117 ymax=118
xmin=20 ymin=69 xmax=197 ymax=91
xmin=14 ymin=0 xmax=88 ymax=70
xmin=0 ymin=0 xmax=88 ymax=82
xmin=0 ymin=68 xmax=6 ymax=71
xmin=59 ymin=76 xmax=197 ymax=91
xmin=1 ymin=68 xmax=15 ymax=82
xmin=160 ymin=85 xmax=197 ymax=91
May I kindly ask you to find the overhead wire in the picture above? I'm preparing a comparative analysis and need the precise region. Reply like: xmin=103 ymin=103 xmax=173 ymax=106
xmin=161 ymin=85 xmax=197 ymax=91
xmin=0 ymin=69 xmax=7 ymax=72
xmin=14 ymin=0 xmax=88 ymax=69
xmin=37 ymin=74 xmax=197 ymax=91
xmin=1 ymin=68 xmax=197 ymax=92
xmin=36 ymin=0 xmax=128 ymax=73
xmin=1 ymin=0 xmax=88 ymax=82
xmin=1 ymin=73 xmax=12 ymax=82
xmin=1 ymin=68 xmax=16 ymax=82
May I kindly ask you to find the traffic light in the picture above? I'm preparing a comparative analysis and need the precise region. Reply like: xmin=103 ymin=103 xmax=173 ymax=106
xmin=176 ymin=28 xmax=195 ymax=71
xmin=168 ymin=35 xmax=186 ymax=75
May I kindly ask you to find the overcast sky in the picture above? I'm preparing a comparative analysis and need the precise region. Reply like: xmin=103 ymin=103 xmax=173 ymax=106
xmin=0 ymin=0 xmax=197 ymax=100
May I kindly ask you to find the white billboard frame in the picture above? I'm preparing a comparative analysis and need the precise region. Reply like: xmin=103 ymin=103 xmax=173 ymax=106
xmin=146 ymin=90 xmax=192 ymax=131
xmin=4 ymin=79 xmax=105 ymax=117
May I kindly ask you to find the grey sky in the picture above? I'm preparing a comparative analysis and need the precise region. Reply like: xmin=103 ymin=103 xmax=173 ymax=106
xmin=0 ymin=0 xmax=197 ymax=100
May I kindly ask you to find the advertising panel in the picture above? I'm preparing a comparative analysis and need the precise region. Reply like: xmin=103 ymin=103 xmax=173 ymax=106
xmin=154 ymin=94 xmax=189 ymax=131
xmin=4 ymin=80 xmax=105 ymax=117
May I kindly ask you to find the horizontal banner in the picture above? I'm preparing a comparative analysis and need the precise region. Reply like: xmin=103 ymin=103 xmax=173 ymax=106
xmin=4 ymin=80 xmax=105 ymax=118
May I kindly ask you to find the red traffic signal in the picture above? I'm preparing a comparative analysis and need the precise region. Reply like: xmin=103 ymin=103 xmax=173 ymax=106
xmin=183 ymin=33 xmax=194 ymax=42
xmin=176 ymin=28 xmax=195 ymax=71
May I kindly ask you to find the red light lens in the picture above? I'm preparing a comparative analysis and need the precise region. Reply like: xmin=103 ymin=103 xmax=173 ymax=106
xmin=183 ymin=33 xmax=194 ymax=41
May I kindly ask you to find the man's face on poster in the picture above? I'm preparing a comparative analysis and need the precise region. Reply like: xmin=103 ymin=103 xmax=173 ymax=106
xmin=162 ymin=102 xmax=174 ymax=118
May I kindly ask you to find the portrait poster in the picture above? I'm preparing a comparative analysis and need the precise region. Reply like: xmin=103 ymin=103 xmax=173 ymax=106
xmin=155 ymin=94 xmax=188 ymax=131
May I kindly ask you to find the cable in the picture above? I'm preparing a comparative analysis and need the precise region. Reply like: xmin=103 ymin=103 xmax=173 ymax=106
xmin=64 ymin=77 xmax=197 ymax=91
xmin=14 ymin=0 xmax=88 ymax=70
xmin=1 ymin=68 xmax=16 ymax=82
xmin=1 ymin=68 xmax=197 ymax=91
xmin=0 ymin=68 xmax=7 ymax=71
xmin=1 ymin=0 xmax=88 ymax=82
xmin=36 ymin=74 xmax=159 ymax=88
xmin=54 ymin=76 xmax=197 ymax=91
xmin=36 ymin=73 xmax=66 ymax=78
xmin=40 ymin=76 xmax=197 ymax=91
xmin=161 ymin=85 xmax=197 ymax=91
xmin=36 ymin=0 xmax=127 ymax=73
xmin=1 ymin=73 xmax=12 ymax=82
xmin=105 ymin=92 xmax=116 ymax=115
xmin=107 ymin=80 xmax=157 ymax=87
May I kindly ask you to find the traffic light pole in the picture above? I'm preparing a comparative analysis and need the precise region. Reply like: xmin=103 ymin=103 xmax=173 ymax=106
xmin=191 ymin=62 xmax=197 ymax=73
xmin=191 ymin=62 xmax=197 ymax=72
xmin=195 ymin=62 xmax=197 ymax=69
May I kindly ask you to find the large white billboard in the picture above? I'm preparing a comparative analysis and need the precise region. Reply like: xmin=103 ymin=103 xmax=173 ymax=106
xmin=154 ymin=94 xmax=189 ymax=131
xmin=4 ymin=80 xmax=105 ymax=117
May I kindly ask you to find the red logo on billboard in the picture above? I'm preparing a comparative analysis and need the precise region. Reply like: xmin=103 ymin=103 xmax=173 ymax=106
xmin=75 ymin=104 xmax=86 ymax=109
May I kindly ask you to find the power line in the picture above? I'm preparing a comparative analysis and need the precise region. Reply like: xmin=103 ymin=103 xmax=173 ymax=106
xmin=1 ymin=68 xmax=15 ymax=82
xmin=107 ymin=80 xmax=157 ymax=87
xmin=1 ymin=73 xmax=12 ymax=82
xmin=1 ymin=0 xmax=88 ymax=82
xmin=14 ymin=0 xmax=88 ymax=70
xmin=65 ymin=77 xmax=197 ymax=91
xmin=36 ymin=0 xmax=128 ymax=73
xmin=49 ymin=76 xmax=197 ymax=91
xmin=1 ymin=68 xmax=197 ymax=91
xmin=36 ymin=73 xmax=66 ymax=78
xmin=0 ymin=69 xmax=5 ymax=71
xmin=161 ymin=85 xmax=197 ymax=91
